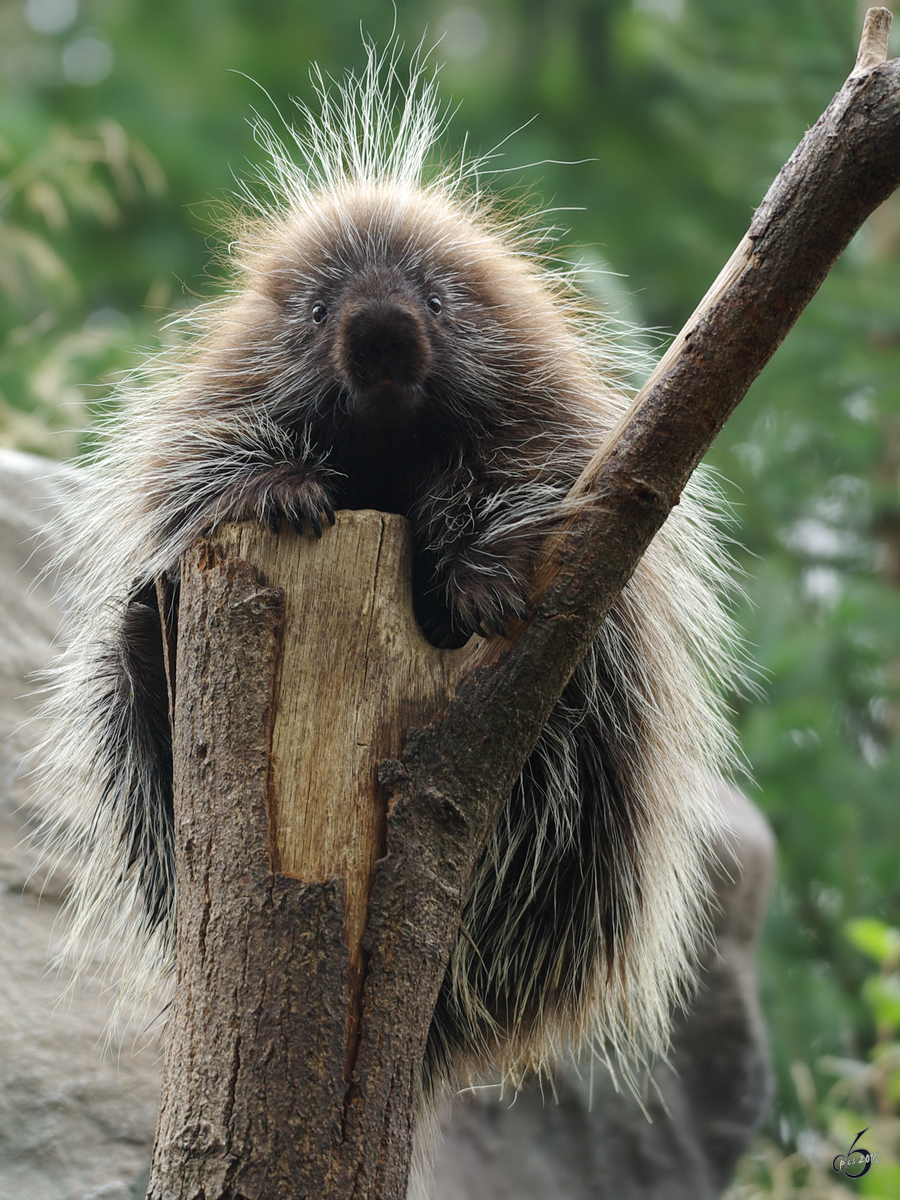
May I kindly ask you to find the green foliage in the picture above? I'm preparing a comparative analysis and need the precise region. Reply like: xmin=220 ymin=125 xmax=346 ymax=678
xmin=1 ymin=0 xmax=898 ymax=1182
xmin=0 ymin=101 xmax=165 ymax=452
xmin=727 ymin=921 xmax=900 ymax=1197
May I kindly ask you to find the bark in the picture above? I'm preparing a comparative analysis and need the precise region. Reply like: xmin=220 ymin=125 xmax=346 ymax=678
xmin=148 ymin=12 xmax=900 ymax=1199
xmin=148 ymin=517 xmax=471 ymax=1198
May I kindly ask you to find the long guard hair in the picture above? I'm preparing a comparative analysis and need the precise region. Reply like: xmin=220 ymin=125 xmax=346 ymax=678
xmin=36 ymin=41 xmax=742 ymax=1092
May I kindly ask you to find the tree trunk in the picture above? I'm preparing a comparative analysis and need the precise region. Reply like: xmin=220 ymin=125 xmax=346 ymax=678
xmin=148 ymin=515 xmax=469 ymax=1198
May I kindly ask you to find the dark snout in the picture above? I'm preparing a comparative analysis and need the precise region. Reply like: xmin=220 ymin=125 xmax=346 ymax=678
xmin=335 ymin=299 xmax=432 ymax=415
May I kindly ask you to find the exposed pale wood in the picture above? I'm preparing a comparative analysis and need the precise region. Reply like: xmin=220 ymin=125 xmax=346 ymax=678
xmin=854 ymin=7 xmax=892 ymax=75
xmin=210 ymin=512 xmax=469 ymax=1058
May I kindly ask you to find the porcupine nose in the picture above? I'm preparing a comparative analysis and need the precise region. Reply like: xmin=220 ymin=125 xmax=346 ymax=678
xmin=341 ymin=300 xmax=431 ymax=394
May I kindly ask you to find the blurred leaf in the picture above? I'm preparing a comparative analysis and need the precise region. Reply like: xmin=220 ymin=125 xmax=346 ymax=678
xmin=0 ymin=223 xmax=76 ymax=302
xmin=862 ymin=975 xmax=900 ymax=1034
xmin=848 ymin=920 xmax=900 ymax=970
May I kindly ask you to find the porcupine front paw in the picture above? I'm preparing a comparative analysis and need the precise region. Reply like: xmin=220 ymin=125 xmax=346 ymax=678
xmin=447 ymin=564 xmax=530 ymax=638
xmin=415 ymin=543 xmax=532 ymax=647
xmin=224 ymin=464 xmax=336 ymax=538
xmin=420 ymin=577 xmax=528 ymax=647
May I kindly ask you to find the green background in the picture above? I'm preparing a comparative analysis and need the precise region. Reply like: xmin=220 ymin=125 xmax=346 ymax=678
xmin=3 ymin=0 xmax=899 ymax=1187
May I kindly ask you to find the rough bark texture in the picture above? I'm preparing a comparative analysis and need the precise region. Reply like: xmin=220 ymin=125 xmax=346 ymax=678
xmin=147 ymin=545 xmax=354 ymax=1198
xmin=148 ymin=19 xmax=900 ymax=1200
xmin=148 ymin=518 xmax=470 ymax=1199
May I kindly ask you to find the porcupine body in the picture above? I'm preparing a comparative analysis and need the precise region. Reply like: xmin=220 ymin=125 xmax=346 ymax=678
xmin=38 ymin=49 xmax=740 ymax=1090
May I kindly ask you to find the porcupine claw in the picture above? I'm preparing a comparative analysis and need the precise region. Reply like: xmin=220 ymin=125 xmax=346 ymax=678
xmin=279 ymin=474 xmax=335 ymax=539
xmin=302 ymin=509 xmax=323 ymax=539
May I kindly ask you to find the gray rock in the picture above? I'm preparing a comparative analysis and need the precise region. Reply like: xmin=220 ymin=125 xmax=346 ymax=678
xmin=0 ymin=449 xmax=160 ymax=1200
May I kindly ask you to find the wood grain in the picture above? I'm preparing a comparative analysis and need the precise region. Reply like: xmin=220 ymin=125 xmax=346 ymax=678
xmin=211 ymin=512 xmax=469 ymax=987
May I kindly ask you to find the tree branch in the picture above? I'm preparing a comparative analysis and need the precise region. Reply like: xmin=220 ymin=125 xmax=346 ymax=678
xmin=343 ymin=12 xmax=900 ymax=1193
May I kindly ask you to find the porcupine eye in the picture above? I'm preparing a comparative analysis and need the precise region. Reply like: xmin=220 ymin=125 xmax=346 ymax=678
xmin=426 ymin=294 xmax=442 ymax=315
xmin=312 ymin=301 xmax=328 ymax=325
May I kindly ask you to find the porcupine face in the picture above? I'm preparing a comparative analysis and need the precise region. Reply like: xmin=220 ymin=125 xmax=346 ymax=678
xmin=272 ymin=208 xmax=446 ymax=423
xmin=256 ymin=190 xmax=523 ymax=513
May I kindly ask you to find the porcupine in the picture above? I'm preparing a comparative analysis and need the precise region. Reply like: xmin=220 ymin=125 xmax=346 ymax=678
xmin=37 ymin=46 xmax=741 ymax=1091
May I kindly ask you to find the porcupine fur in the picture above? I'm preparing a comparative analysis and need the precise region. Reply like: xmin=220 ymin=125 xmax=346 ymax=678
xmin=37 ymin=44 xmax=742 ymax=1092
